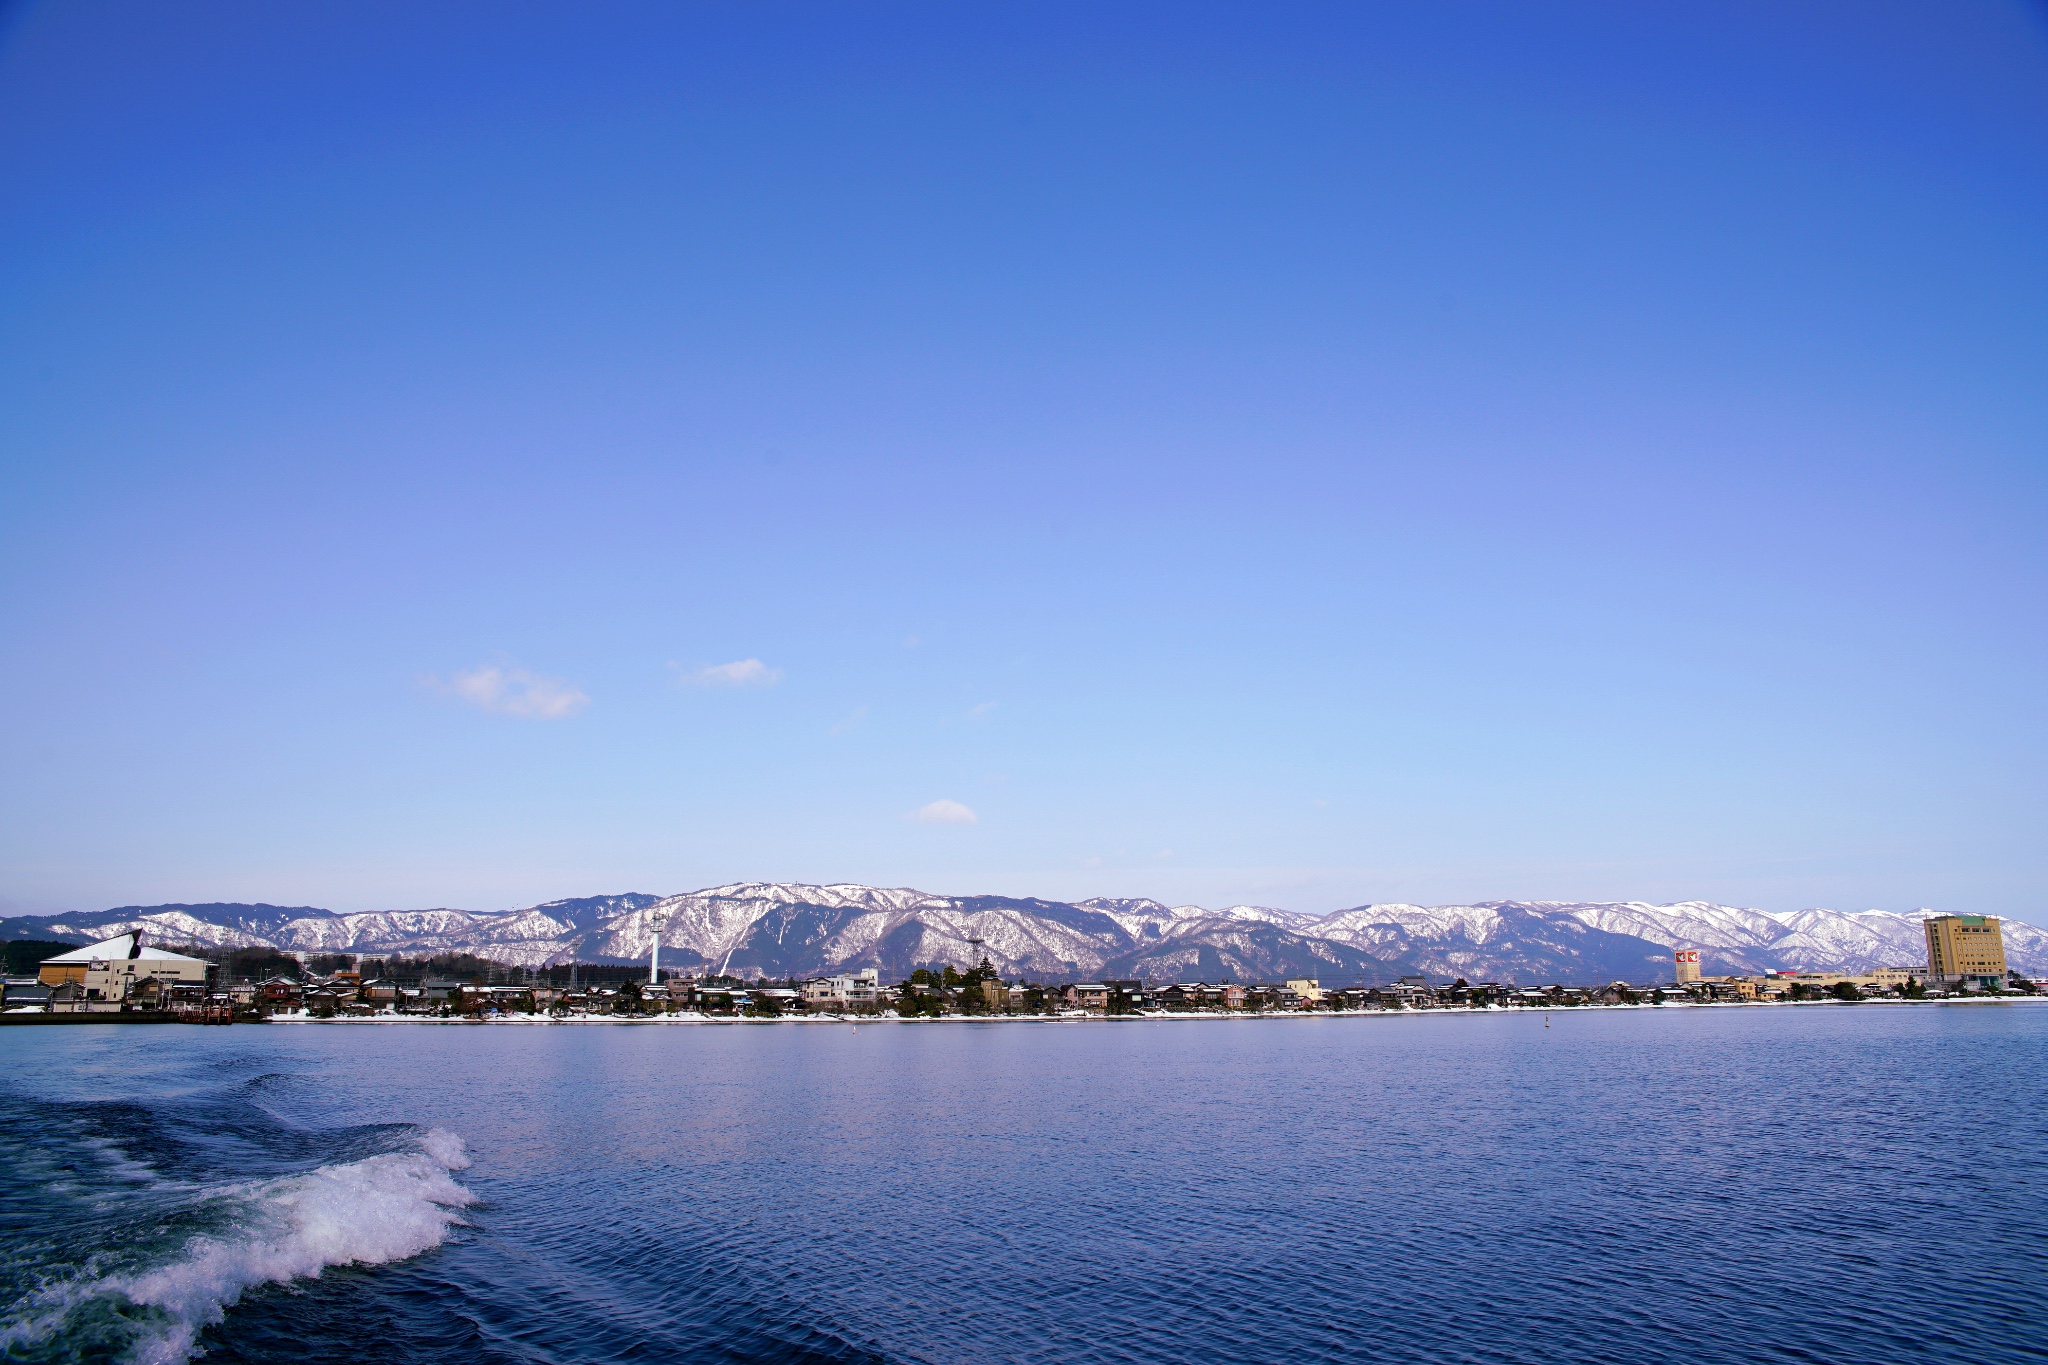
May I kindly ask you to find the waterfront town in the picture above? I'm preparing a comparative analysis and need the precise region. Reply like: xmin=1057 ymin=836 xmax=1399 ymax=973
xmin=0 ymin=915 xmax=2036 ymax=1024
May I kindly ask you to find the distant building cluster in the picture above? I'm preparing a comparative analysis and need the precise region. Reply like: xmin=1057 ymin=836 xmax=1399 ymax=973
xmin=3 ymin=915 xmax=2039 ymax=1024
xmin=1670 ymin=915 xmax=2018 ymax=1002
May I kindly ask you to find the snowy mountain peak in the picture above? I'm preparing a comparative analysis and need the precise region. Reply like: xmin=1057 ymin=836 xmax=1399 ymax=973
xmin=1076 ymin=897 xmax=1175 ymax=916
xmin=686 ymin=882 xmax=952 ymax=913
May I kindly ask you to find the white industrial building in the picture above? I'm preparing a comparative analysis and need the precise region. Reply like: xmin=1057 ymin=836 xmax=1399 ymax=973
xmin=38 ymin=932 xmax=210 ymax=1004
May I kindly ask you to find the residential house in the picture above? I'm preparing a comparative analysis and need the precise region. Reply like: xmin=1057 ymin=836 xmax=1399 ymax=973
xmin=1284 ymin=978 xmax=1324 ymax=1005
xmin=1064 ymin=982 xmax=1111 ymax=1011
xmin=2 ymin=978 xmax=51 ymax=1010
xmin=801 ymin=969 xmax=883 ymax=1013
xmin=257 ymin=976 xmax=302 ymax=1011
xmin=302 ymin=984 xmax=354 ymax=1015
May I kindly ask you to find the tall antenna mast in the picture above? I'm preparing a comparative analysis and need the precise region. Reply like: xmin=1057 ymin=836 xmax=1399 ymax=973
xmin=648 ymin=904 xmax=673 ymax=985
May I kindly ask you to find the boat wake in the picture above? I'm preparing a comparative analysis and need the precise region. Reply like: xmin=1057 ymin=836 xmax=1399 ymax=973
xmin=0 ymin=1127 xmax=474 ymax=1364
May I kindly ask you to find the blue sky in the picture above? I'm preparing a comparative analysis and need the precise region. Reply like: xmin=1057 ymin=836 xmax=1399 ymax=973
xmin=2 ymin=1 xmax=2044 ymax=917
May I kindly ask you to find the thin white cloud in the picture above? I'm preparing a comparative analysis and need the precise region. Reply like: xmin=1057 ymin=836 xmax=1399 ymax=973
xmin=968 ymin=701 xmax=997 ymax=717
xmin=911 ymin=798 xmax=978 ymax=826
xmin=431 ymin=664 xmax=588 ymax=719
xmin=671 ymin=658 xmax=782 ymax=688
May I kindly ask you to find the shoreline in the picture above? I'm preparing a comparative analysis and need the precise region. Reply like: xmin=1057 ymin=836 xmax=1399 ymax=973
xmin=252 ymin=996 xmax=2045 ymax=1025
xmin=9 ymin=999 xmax=2036 ymax=1029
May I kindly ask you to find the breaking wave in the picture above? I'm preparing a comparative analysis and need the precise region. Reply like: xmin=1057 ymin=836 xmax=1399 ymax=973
xmin=0 ymin=1128 xmax=474 ymax=1365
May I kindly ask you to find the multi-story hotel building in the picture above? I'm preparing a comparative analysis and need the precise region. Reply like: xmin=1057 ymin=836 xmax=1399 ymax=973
xmin=1922 ymin=915 xmax=2006 ymax=991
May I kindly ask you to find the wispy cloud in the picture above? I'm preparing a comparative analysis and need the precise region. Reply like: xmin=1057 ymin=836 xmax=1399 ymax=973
xmin=968 ymin=701 xmax=997 ymax=717
xmin=671 ymin=658 xmax=782 ymax=688
xmin=910 ymin=798 xmax=978 ymax=826
xmin=430 ymin=664 xmax=588 ymax=719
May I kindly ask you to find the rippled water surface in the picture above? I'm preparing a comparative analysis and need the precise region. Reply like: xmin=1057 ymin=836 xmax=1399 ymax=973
xmin=2 ymin=1006 xmax=2043 ymax=1363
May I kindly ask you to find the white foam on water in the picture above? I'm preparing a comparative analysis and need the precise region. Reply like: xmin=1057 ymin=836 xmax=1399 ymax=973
xmin=1 ymin=1128 xmax=476 ymax=1365
xmin=79 ymin=1133 xmax=191 ymax=1198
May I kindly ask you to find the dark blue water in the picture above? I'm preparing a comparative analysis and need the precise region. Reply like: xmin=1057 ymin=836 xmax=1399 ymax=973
xmin=2 ymin=1006 xmax=2043 ymax=1364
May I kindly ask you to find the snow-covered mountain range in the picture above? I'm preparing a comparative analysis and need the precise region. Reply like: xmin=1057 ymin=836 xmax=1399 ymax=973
xmin=5 ymin=885 xmax=2041 ymax=986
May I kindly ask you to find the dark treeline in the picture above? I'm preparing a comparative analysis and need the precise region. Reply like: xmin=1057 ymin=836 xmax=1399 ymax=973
xmin=2 ymin=940 xmax=78 ymax=975
xmin=197 ymin=947 xmax=759 ymax=986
